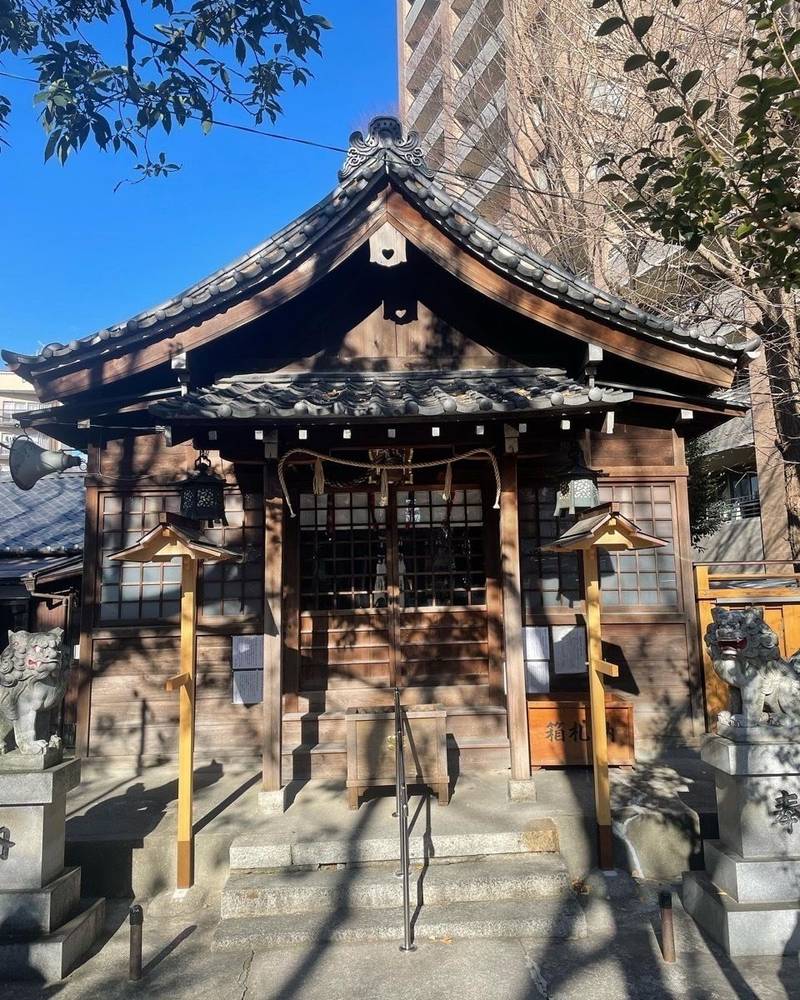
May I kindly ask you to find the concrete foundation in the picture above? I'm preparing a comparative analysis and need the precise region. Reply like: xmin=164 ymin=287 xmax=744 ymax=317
xmin=0 ymin=758 xmax=104 ymax=982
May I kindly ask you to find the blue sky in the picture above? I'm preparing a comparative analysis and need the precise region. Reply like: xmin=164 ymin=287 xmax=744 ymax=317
xmin=0 ymin=1 xmax=398 ymax=356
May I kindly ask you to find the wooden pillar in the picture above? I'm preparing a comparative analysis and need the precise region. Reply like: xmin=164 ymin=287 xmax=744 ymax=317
xmin=262 ymin=457 xmax=284 ymax=792
xmin=499 ymin=454 xmax=530 ymax=780
xmin=75 ymin=448 xmax=101 ymax=758
xmin=176 ymin=555 xmax=197 ymax=889
xmin=582 ymin=546 xmax=612 ymax=870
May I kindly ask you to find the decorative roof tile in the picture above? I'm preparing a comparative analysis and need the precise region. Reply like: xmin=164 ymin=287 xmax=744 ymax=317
xmin=149 ymin=369 xmax=632 ymax=423
xmin=2 ymin=117 xmax=762 ymax=376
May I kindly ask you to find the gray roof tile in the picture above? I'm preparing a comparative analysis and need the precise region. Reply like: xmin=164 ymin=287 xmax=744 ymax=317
xmin=0 ymin=473 xmax=84 ymax=556
xmin=149 ymin=368 xmax=632 ymax=423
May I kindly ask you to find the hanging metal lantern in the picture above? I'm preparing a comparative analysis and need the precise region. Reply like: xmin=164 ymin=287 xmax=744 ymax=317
xmin=553 ymin=446 xmax=600 ymax=518
xmin=178 ymin=452 xmax=226 ymax=523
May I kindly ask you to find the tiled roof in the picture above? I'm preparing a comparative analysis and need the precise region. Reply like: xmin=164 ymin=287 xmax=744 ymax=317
xmin=2 ymin=117 xmax=761 ymax=377
xmin=149 ymin=368 xmax=633 ymax=422
xmin=0 ymin=473 xmax=84 ymax=556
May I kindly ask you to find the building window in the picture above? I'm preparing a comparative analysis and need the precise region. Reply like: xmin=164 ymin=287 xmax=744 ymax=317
xmin=98 ymin=491 xmax=263 ymax=622
xmin=519 ymin=485 xmax=581 ymax=614
xmin=597 ymin=484 xmax=679 ymax=608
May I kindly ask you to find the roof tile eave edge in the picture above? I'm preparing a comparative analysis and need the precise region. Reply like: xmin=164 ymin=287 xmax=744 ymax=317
xmin=387 ymin=163 xmax=759 ymax=368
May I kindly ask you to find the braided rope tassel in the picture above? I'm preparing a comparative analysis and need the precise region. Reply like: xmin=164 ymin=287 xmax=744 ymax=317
xmin=312 ymin=457 xmax=325 ymax=496
xmin=442 ymin=461 xmax=453 ymax=502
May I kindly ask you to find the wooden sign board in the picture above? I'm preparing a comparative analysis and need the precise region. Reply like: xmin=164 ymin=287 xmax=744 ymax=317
xmin=527 ymin=695 xmax=634 ymax=767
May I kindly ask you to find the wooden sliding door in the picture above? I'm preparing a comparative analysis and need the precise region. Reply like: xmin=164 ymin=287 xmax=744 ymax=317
xmin=295 ymin=485 xmax=492 ymax=707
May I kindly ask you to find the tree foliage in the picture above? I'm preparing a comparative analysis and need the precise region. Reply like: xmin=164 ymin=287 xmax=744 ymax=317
xmin=0 ymin=0 xmax=329 ymax=175
xmin=594 ymin=0 xmax=800 ymax=292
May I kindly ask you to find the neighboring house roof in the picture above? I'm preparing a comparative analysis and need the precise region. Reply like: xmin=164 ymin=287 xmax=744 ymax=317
xmin=695 ymin=385 xmax=754 ymax=455
xmin=1 ymin=117 xmax=761 ymax=382
xmin=150 ymin=368 xmax=633 ymax=423
xmin=0 ymin=473 xmax=85 ymax=556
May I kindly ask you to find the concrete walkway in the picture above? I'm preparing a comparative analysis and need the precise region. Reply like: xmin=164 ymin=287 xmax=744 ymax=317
xmin=5 ymin=878 xmax=799 ymax=999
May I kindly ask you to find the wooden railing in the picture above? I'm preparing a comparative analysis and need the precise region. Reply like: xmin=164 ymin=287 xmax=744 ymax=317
xmin=694 ymin=561 xmax=800 ymax=722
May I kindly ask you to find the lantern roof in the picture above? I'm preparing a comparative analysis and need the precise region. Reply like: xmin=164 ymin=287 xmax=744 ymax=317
xmin=542 ymin=503 xmax=666 ymax=553
xmin=109 ymin=512 xmax=241 ymax=564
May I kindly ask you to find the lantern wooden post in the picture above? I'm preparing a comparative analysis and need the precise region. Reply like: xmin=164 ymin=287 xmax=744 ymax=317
xmin=110 ymin=513 xmax=239 ymax=890
xmin=543 ymin=505 xmax=665 ymax=871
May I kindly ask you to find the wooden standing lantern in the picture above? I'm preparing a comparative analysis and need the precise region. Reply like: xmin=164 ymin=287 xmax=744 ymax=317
xmin=110 ymin=512 xmax=240 ymax=889
xmin=543 ymin=504 xmax=665 ymax=870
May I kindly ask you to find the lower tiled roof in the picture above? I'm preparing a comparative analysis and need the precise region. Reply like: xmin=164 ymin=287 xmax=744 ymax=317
xmin=0 ymin=473 xmax=85 ymax=555
xmin=149 ymin=369 xmax=631 ymax=422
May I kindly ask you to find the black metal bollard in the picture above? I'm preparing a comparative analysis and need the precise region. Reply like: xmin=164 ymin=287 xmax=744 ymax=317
xmin=659 ymin=890 xmax=676 ymax=963
xmin=129 ymin=904 xmax=144 ymax=981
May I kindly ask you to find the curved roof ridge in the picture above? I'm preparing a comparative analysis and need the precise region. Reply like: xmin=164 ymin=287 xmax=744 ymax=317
xmin=2 ymin=115 xmax=761 ymax=377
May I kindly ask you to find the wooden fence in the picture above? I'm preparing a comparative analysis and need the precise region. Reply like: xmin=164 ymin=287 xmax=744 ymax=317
xmin=694 ymin=561 xmax=800 ymax=723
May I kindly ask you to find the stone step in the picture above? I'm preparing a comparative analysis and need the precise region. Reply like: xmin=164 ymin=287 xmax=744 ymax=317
xmin=229 ymin=817 xmax=560 ymax=870
xmin=213 ymin=895 xmax=587 ymax=950
xmin=221 ymin=854 xmax=572 ymax=919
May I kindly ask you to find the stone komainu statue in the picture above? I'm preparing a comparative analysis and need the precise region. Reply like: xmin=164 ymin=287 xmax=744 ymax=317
xmin=705 ymin=606 xmax=800 ymax=729
xmin=0 ymin=628 xmax=68 ymax=754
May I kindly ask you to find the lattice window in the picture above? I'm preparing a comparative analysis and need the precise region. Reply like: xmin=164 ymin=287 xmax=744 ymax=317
xmin=519 ymin=485 xmax=581 ymax=615
xmin=597 ymin=484 xmax=679 ymax=608
xmin=299 ymin=491 xmax=387 ymax=612
xmin=199 ymin=491 xmax=263 ymax=617
xmin=396 ymin=488 xmax=486 ymax=609
xmin=98 ymin=490 xmax=263 ymax=622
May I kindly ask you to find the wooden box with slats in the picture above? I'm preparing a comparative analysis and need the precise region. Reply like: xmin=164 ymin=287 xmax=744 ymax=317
xmin=345 ymin=704 xmax=449 ymax=809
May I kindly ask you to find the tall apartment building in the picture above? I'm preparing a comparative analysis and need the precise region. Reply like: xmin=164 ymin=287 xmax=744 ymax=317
xmin=397 ymin=0 xmax=511 ymax=221
xmin=0 ymin=369 xmax=59 ymax=469
xmin=396 ymin=0 xmax=792 ymax=562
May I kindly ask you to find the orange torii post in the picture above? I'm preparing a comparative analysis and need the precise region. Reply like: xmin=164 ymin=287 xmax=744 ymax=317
xmin=543 ymin=504 xmax=665 ymax=870
xmin=110 ymin=512 xmax=240 ymax=890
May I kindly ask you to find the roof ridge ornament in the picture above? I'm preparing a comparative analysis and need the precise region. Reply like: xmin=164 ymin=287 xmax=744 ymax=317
xmin=339 ymin=115 xmax=434 ymax=181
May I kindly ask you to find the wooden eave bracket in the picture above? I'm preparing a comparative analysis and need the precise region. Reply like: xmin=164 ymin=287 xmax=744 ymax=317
xmin=165 ymin=672 xmax=191 ymax=692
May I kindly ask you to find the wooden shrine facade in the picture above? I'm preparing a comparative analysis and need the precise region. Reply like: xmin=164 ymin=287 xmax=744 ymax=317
xmin=3 ymin=117 xmax=758 ymax=786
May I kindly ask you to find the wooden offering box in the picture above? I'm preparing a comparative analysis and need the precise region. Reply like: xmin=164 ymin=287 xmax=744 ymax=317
xmin=345 ymin=704 xmax=449 ymax=809
xmin=527 ymin=694 xmax=635 ymax=767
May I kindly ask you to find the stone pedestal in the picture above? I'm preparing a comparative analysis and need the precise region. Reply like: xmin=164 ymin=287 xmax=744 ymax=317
xmin=0 ymin=758 xmax=105 ymax=981
xmin=682 ymin=734 xmax=800 ymax=956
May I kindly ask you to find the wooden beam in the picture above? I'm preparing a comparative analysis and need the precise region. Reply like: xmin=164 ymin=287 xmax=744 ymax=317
xmin=582 ymin=546 xmax=613 ymax=870
xmin=75 ymin=447 xmax=101 ymax=758
xmin=165 ymin=672 xmax=191 ymax=692
xmin=499 ymin=453 xmax=530 ymax=780
xmin=176 ymin=555 xmax=198 ymax=890
xmin=262 ymin=458 xmax=285 ymax=792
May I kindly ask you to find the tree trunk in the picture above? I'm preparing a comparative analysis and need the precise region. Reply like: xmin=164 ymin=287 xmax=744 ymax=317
xmin=757 ymin=312 xmax=800 ymax=560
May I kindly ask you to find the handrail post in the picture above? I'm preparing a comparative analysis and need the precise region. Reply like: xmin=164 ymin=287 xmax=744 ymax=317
xmin=394 ymin=686 xmax=416 ymax=953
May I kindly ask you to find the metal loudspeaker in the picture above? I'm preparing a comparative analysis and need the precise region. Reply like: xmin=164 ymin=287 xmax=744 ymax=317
xmin=9 ymin=436 xmax=82 ymax=491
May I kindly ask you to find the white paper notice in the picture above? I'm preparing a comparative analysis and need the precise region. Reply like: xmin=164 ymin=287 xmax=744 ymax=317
xmin=552 ymin=625 xmax=587 ymax=675
xmin=523 ymin=626 xmax=551 ymax=693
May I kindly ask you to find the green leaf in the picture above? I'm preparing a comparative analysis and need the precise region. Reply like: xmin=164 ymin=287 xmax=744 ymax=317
xmin=692 ymin=99 xmax=713 ymax=119
xmin=201 ymin=116 xmax=213 ymax=135
xmin=599 ymin=172 xmax=625 ymax=182
xmin=623 ymin=199 xmax=647 ymax=214
xmin=632 ymin=15 xmax=654 ymax=39
xmin=591 ymin=0 xmax=613 ymax=7
xmin=681 ymin=70 xmax=702 ymax=93
xmin=646 ymin=78 xmax=671 ymax=92
xmin=624 ymin=54 xmax=650 ymax=72
xmin=596 ymin=16 xmax=625 ymax=36
xmin=655 ymin=106 xmax=684 ymax=123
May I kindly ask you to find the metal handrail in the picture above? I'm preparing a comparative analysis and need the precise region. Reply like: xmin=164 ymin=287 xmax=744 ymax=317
xmin=394 ymin=686 xmax=415 ymax=953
